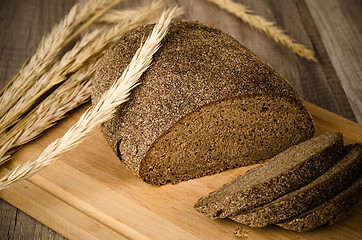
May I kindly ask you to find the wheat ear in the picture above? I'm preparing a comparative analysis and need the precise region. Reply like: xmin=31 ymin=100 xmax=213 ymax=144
xmin=0 ymin=0 xmax=173 ymax=136
xmin=206 ymin=0 xmax=317 ymax=61
xmin=0 ymin=62 xmax=97 ymax=164
xmin=0 ymin=8 xmax=176 ymax=191
xmin=0 ymin=0 xmax=121 ymax=119
xmin=0 ymin=1 xmax=169 ymax=163
xmin=98 ymin=0 xmax=164 ymax=24
xmin=0 ymin=29 xmax=103 ymax=132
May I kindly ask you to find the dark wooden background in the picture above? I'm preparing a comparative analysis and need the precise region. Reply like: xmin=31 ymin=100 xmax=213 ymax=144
xmin=0 ymin=0 xmax=361 ymax=239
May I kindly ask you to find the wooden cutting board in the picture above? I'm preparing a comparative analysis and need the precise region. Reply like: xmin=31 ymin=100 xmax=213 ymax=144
xmin=0 ymin=101 xmax=361 ymax=240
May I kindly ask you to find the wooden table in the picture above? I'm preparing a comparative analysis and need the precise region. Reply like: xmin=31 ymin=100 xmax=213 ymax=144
xmin=0 ymin=0 xmax=361 ymax=239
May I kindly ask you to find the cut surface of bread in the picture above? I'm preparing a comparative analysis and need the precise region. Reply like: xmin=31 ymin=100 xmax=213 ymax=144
xmin=277 ymin=174 xmax=362 ymax=232
xmin=92 ymin=20 xmax=314 ymax=185
xmin=194 ymin=132 xmax=343 ymax=218
xmin=140 ymin=94 xmax=314 ymax=185
xmin=230 ymin=143 xmax=362 ymax=227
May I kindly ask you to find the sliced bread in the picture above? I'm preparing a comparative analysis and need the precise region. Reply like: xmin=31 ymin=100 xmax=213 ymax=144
xmin=277 ymin=173 xmax=362 ymax=232
xmin=230 ymin=143 xmax=362 ymax=227
xmin=91 ymin=21 xmax=314 ymax=185
xmin=194 ymin=132 xmax=343 ymax=219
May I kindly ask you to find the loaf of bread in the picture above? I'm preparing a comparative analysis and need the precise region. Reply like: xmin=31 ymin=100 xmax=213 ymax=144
xmin=230 ymin=143 xmax=362 ymax=227
xmin=92 ymin=20 xmax=314 ymax=185
xmin=194 ymin=132 xmax=343 ymax=218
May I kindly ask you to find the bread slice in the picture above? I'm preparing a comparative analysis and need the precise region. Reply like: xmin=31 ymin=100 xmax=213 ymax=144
xmin=92 ymin=20 xmax=314 ymax=185
xmin=277 ymin=173 xmax=362 ymax=232
xmin=194 ymin=132 xmax=343 ymax=218
xmin=230 ymin=143 xmax=362 ymax=227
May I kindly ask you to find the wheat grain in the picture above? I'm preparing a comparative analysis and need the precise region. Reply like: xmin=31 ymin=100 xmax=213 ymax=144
xmin=0 ymin=0 xmax=170 ymax=163
xmin=0 ymin=0 xmax=121 ymax=120
xmin=206 ymin=0 xmax=317 ymax=61
xmin=0 ymin=8 xmax=177 ymax=191
xmin=0 ymin=1 xmax=170 ymax=136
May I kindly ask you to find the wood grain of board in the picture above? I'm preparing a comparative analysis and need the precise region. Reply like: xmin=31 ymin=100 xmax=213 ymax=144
xmin=0 ymin=0 xmax=361 ymax=239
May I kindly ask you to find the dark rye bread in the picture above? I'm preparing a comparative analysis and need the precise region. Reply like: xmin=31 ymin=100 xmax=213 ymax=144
xmin=92 ymin=20 xmax=314 ymax=185
xmin=277 ymin=174 xmax=362 ymax=232
xmin=230 ymin=143 xmax=362 ymax=227
xmin=194 ymin=132 xmax=343 ymax=218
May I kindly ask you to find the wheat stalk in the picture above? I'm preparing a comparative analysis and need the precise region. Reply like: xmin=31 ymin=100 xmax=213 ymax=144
xmin=0 ymin=8 xmax=176 ymax=191
xmin=0 ymin=0 xmax=169 ymax=164
xmin=0 ymin=29 xmax=102 ymax=132
xmin=0 ymin=63 xmax=96 ymax=165
xmin=206 ymin=0 xmax=317 ymax=61
xmin=0 ymin=0 xmax=171 ymax=136
xmin=0 ymin=0 xmax=122 ymax=120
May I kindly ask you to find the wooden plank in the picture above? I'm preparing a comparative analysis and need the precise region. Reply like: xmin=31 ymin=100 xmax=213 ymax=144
xmin=0 ymin=102 xmax=361 ymax=240
xmin=0 ymin=199 xmax=17 ymax=240
xmin=305 ymin=0 xmax=362 ymax=123
xmin=294 ymin=0 xmax=358 ymax=122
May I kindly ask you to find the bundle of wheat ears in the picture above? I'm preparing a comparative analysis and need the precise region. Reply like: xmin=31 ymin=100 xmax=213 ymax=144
xmin=0 ymin=0 xmax=315 ymax=191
